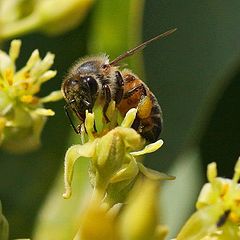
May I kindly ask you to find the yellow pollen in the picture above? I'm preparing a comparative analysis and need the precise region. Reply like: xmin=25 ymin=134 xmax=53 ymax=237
xmin=0 ymin=117 xmax=6 ymax=130
xmin=20 ymin=82 xmax=29 ymax=90
xmin=24 ymin=71 xmax=30 ymax=79
xmin=220 ymin=183 xmax=229 ymax=198
xmin=235 ymin=196 xmax=240 ymax=206
xmin=20 ymin=95 xmax=39 ymax=104
xmin=229 ymin=212 xmax=240 ymax=224
xmin=5 ymin=69 xmax=14 ymax=86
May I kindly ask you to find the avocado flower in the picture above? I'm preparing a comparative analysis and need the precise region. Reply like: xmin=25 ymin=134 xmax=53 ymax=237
xmin=75 ymin=178 xmax=169 ymax=240
xmin=176 ymin=158 xmax=240 ymax=240
xmin=0 ymin=39 xmax=62 ymax=153
xmin=0 ymin=0 xmax=94 ymax=40
xmin=63 ymin=106 xmax=175 ymax=208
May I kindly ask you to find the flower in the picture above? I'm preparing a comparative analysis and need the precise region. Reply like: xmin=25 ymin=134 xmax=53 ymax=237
xmin=0 ymin=0 xmax=94 ymax=40
xmin=74 ymin=179 xmax=168 ymax=240
xmin=176 ymin=158 xmax=240 ymax=240
xmin=0 ymin=39 xmax=62 ymax=153
xmin=63 ymin=107 xmax=175 ymax=207
xmin=118 ymin=179 xmax=168 ymax=240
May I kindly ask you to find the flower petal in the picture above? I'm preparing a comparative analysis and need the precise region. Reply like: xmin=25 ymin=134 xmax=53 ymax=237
xmin=40 ymin=90 xmax=63 ymax=103
xmin=110 ymin=158 xmax=139 ymax=183
xmin=38 ymin=70 xmax=57 ymax=84
xmin=121 ymin=108 xmax=137 ymax=128
xmin=85 ymin=111 xmax=95 ymax=141
xmin=63 ymin=142 xmax=96 ymax=199
xmin=30 ymin=52 xmax=55 ymax=78
xmin=9 ymin=39 xmax=21 ymax=62
xmin=130 ymin=139 xmax=163 ymax=156
xmin=138 ymin=162 xmax=175 ymax=181
xmin=34 ymin=108 xmax=55 ymax=116
xmin=0 ymin=50 xmax=11 ymax=73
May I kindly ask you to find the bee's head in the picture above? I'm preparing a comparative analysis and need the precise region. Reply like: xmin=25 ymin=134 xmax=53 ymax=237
xmin=62 ymin=63 xmax=101 ymax=121
xmin=62 ymin=55 xmax=117 ymax=119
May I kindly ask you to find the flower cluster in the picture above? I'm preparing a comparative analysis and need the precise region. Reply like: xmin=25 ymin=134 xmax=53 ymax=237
xmin=63 ymin=108 xmax=175 ymax=206
xmin=176 ymin=158 xmax=240 ymax=240
xmin=0 ymin=40 xmax=62 ymax=153
xmin=63 ymin=103 xmax=175 ymax=239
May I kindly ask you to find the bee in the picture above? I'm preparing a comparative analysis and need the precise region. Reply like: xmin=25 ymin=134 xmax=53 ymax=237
xmin=62 ymin=28 xmax=176 ymax=142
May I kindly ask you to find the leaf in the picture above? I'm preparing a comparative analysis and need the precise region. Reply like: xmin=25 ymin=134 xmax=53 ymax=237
xmin=200 ymin=65 xmax=240 ymax=178
xmin=88 ymin=0 xmax=145 ymax=74
xmin=142 ymin=1 xmax=240 ymax=172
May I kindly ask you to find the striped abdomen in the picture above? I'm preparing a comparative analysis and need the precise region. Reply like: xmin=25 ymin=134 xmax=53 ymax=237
xmin=117 ymin=71 xmax=162 ymax=142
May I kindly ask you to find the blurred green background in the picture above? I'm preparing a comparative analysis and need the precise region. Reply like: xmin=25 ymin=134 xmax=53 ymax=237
xmin=1 ymin=0 xmax=240 ymax=239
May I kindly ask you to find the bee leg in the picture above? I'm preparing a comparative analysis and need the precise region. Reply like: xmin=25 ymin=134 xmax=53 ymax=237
xmin=217 ymin=210 xmax=231 ymax=227
xmin=115 ymin=71 xmax=124 ymax=104
xmin=93 ymin=122 xmax=97 ymax=132
xmin=137 ymin=95 xmax=152 ymax=119
xmin=103 ymin=84 xmax=111 ymax=122
xmin=64 ymin=103 xmax=80 ymax=134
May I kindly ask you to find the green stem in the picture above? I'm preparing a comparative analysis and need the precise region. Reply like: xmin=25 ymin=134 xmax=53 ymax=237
xmin=0 ymin=14 xmax=41 ymax=40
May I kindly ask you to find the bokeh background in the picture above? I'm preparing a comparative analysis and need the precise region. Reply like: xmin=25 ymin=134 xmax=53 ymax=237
xmin=1 ymin=0 xmax=240 ymax=239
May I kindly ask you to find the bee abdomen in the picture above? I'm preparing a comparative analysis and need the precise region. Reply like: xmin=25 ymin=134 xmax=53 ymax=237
xmin=118 ymin=71 xmax=162 ymax=142
xmin=136 ymin=94 xmax=162 ymax=142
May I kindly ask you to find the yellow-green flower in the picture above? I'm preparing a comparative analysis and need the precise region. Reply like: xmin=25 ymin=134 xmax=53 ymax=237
xmin=176 ymin=158 xmax=240 ymax=240
xmin=74 ymin=178 xmax=168 ymax=240
xmin=118 ymin=179 xmax=168 ymax=240
xmin=0 ymin=0 xmax=94 ymax=40
xmin=63 ymin=107 xmax=175 ymax=207
xmin=0 ymin=39 xmax=62 ymax=153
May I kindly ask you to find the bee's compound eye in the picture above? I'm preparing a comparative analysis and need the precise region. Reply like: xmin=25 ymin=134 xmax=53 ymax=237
xmin=84 ymin=76 xmax=98 ymax=95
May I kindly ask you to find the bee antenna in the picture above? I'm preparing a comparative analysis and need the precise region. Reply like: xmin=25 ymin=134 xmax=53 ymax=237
xmin=109 ymin=28 xmax=177 ymax=66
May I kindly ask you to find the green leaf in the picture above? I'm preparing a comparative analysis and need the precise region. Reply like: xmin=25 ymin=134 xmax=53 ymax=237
xmin=200 ymin=66 xmax=240 ymax=177
xmin=161 ymin=149 xmax=203 ymax=239
xmin=142 ymin=1 xmax=240 ymax=171
xmin=33 ymin=157 xmax=89 ymax=240
xmin=88 ymin=0 xmax=145 ymax=74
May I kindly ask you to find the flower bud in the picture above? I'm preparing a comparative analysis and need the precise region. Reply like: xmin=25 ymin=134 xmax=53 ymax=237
xmin=118 ymin=179 xmax=161 ymax=240
xmin=76 ymin=200 xmax=117 ymax=240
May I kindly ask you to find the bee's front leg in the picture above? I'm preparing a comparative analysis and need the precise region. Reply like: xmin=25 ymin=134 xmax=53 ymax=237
xmin=102 ymin=84 xmax=111 ymax=122
xmin=114 ymin=71 xmax=124 ymax=104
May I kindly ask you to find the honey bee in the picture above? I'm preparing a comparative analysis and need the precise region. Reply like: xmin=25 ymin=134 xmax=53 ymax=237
xmin=62 ymin=28 xmax=176 ymax=142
